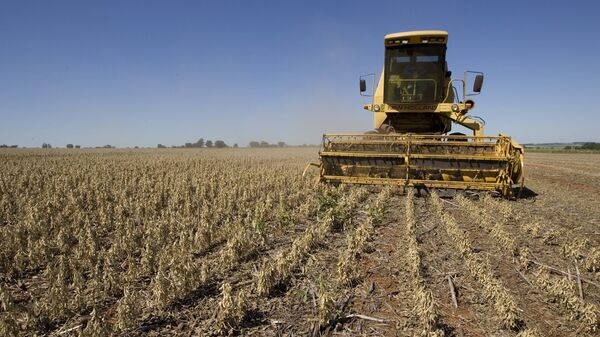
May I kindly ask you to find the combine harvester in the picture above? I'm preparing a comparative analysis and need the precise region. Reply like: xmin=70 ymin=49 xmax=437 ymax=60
xmin=313 ymin=31 xmax=524 ymax=197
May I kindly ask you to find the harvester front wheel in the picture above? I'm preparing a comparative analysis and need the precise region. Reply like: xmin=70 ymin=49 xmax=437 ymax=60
xmin=449 ymin=132 xmax=468 ymax=141
xmin=365 ymin=123 xmax=396 ymax=135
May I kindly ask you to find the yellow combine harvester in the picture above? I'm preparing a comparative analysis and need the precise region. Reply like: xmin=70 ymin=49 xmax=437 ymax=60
xmin=315 ymin=30 xmax=524 ymax=197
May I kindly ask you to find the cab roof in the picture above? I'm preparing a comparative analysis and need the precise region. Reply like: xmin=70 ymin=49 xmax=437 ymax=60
xmin=384 ymin=30 xmax=448 ymax=46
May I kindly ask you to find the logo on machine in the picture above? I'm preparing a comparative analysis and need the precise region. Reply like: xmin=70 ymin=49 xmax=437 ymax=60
xmin=396 ymin=104 xmax=438 ymax=111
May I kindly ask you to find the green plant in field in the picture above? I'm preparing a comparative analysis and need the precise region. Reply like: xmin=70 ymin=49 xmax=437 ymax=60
xmin=317 ymin=190 xmax=339 ymax=216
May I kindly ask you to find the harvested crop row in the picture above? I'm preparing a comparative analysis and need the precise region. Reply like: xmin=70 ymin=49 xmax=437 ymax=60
xmin=255 ymin=187 xmax=369 ymax=297
xmin=531 ymin=267 xmax=599 ymax=332
xmin=336 ymin=186 xmax=393 ymax=287
xmin=459 ymin=195 xmax=599 ymax=332
xmin=480 ymin=195 xmax=600 ymax=273
xmin=452 ymin=196 xmax=561 ymax=335
xmin=455 ymin=196 xmax=529 ymax=269
xmin=430 ymin=192 xmax=520 ymax=329
xmin=479 ymin=194 xmax=600 ymax=281
xmin=300 ymin=187 xmax=397 ymax=329
xmin=405 ymin=189 xmax=444 ymax=337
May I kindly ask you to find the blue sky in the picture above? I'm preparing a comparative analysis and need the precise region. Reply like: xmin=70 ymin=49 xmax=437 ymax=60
xmin=0 ymin=0 xmax=599 ymax=147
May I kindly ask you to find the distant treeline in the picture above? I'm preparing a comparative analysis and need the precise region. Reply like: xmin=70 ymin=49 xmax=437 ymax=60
xmin=159 ymin=139 xmax=293 ymax=149
xmin=2 ymin=139 xmax=318 ymax=149
xmin=526 ymin=142 xmax=600 ymax=153
xmin=160 ymin=138 xmax=234 ymax=149
xmin=565 ymin=142 xmax=600 ymax=150
xmin=248 ymin=141 xmax=286 ymax=148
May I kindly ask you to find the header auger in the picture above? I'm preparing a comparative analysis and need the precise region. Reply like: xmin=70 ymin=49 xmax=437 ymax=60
xmin=312 ymin=30 xmax=524 ymax=197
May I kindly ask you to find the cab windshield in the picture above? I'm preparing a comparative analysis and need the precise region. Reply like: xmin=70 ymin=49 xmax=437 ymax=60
xmin=384 ymin=45 xmax=445 ymax=104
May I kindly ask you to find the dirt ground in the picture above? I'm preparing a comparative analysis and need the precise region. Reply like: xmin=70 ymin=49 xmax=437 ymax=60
xmin=1 ymin=150 xmax=599 ymax=336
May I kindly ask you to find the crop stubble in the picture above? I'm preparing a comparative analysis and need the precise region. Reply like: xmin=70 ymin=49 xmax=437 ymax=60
xmin=0 ymin=149 xmax=599 ymax=336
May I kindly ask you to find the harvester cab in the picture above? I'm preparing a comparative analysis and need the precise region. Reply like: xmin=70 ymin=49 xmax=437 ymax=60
xmin=315 ymin=30 xmax=524 ymax=197
xmin=362 ymin=31 xmax=482 ymax=135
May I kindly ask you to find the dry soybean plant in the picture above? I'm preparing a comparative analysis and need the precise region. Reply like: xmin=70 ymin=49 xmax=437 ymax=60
xmin=0 ymin=148 xmax=319 ymax=336
xmin=214 ymin=282 xmax=247 ymax=335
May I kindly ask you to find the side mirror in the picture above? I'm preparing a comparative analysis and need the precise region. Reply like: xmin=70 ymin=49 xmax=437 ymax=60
xmin=473 ymin=74 xmax=484 ymax=93
xmin=359 ymin=73 xmax=375 ymax=97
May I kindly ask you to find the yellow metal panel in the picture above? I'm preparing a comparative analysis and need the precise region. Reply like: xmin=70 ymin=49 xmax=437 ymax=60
xmin=320 ymin=151 xmax=509 ymax=161
xmin=322 ymin=175 xmax=500 ymax=190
